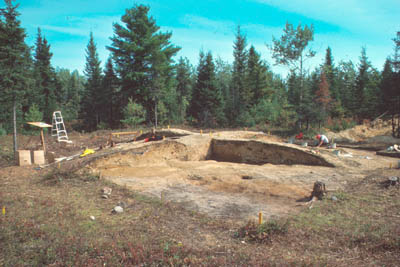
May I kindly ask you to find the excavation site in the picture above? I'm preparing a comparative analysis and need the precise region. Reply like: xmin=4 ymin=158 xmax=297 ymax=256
xmin=84 ymin=128 xmax=391 ymax=221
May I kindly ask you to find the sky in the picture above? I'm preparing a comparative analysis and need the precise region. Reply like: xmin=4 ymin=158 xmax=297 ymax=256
xmin=11 ymin=0 xmax=400 ymax=77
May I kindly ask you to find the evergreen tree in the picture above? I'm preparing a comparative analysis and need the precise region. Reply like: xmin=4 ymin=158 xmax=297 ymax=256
xmin=246 ymin=45 xmax=268 ymax=106
xmin=336 ymin=60 xmax=356 ymax=115
xmin=102 ymin=57 xmax=120 ymax=128
xmin=80 ymin=32 xmax=103 ymax=131
xmin=287 ymin=71 xmax=299 ymax=106
xmin=215 ymin=57 xmax=232 ymax=121
xmin=229 ymin=25 xmax=247 ymax=124
xmin=0 ymin=0 xmax=31 ymax=153
xmin=323 ymin=47 xmax=334 ymax=88
xmin=175 ymin=57 xmax=193 ymax=123
xmin=55 ymin=69 xmax=85 ymax=122
xmin=392 ymin=32 xmax=400 ymax=73
xmin=190 ymin=51 xmax=224 ymax=127
xmin=33 ymin=28 xmax=58 ymax=122
xmin=389 ymin=32 xmax=400 ymax=136
xmin=353 ymin=47 xmax=371 ymax=119
xmin=107 ymin=4 xmax=179 ymax=126
xmin=315 ymin=71 xmax=331 ymax=126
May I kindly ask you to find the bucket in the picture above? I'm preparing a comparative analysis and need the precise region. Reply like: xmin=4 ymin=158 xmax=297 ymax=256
xmin=301 ymin=142 xmax=308 ymax=147
xmin=331 ymin=143 xmax=337 ymax=149
xmin=333 ymin=150 xmax=340 ymax=156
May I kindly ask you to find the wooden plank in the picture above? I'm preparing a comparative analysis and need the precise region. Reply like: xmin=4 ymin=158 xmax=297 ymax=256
xmin=27 ymin=122 xmax=52 ymax=128
xmin=111 ymin=131 xmax=139 ymax=137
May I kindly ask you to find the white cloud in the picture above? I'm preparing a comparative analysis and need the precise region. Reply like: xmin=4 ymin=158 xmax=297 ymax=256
xmin=253 ymin=0 xmax=400 ymax=37
xmin=41 ymin=16 xmax=119 ymax=39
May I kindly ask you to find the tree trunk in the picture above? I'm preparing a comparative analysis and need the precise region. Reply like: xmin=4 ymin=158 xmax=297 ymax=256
xmin=299 ymin=53 xmax=304 ymax=129
xmin=13 ymin=97 xmax=18 ymax=157
xmin=154 ymin=100 xmax=158 ymax=128
xmin=392 ymin=114 xmax=395 ymax=137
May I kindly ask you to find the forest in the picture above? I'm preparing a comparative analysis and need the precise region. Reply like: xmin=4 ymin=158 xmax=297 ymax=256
xmin=1 ymin=0 xmax=400 ymax=136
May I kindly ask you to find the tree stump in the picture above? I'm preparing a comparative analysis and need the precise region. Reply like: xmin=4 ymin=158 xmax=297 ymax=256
xmin=311 ymin=181 xmax=326 ymax=200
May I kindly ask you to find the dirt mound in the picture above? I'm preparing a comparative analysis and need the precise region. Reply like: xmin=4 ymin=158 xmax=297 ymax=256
xmin=326 ymin=121 xmax=392 ymax=143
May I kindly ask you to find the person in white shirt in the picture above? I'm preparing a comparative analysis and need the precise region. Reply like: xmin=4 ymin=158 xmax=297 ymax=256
xmin=316 ymin=134 xmax=329 ymax=147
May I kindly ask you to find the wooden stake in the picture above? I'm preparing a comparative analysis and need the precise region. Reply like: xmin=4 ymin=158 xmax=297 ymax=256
xmin=258 ymin=212 xmax=263 ymax=225
xmin=2 ymin=206 xmax=5 ymax=215
xmin=40 ymin=129 xmax=46 ymax=153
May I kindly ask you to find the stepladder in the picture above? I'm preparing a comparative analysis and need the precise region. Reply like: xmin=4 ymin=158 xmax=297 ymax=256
xmin=51 ymin=111 xmax=71 ymax=143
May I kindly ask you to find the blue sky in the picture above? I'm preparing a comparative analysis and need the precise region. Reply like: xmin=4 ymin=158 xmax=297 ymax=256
xmin=13 ymin=0 xmax=400 ymax=77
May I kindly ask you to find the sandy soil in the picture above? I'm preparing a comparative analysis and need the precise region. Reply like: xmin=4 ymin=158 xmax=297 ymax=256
xmin=86 ymin=129 xmax=396 ymax=222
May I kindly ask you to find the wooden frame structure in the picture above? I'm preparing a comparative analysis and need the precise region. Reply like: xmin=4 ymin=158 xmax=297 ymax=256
xmin=27 ymin=122 xmax=52 ymax=153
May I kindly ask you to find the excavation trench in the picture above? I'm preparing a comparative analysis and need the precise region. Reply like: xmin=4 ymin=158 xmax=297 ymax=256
xmin=208 ymin=139 xmax=334 ymax=167
xmin=91 ymin=135 xmax=338 ymax=220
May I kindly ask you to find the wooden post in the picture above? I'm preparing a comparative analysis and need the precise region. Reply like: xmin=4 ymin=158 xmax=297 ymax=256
xmin=40 ymin=128 xmax=46 ymax=153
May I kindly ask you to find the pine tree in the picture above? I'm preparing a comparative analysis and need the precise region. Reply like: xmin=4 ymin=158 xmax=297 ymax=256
xmin=229 ymin=25 xmax=247 ymax=124
xmin=175 ymin=57 xmax=193 ymax=123
xmin=102 ymin=57 xmax=120 ymax=128
xmin=353 ymin=47 xmax=371 ymax=119
xmin=315 ymin=71 xmax=331 ymax=126
xmin=0 ymin=0 xmax=32 ymax=153
xmin=392 ymin=32 xmax=400 ymax=73
xmin=215 ymin=57 xmax=232 ymax=122
xmin=190 ymin=51 xmax=224 ymax=127
xmin=107 ymin=4 xmax=179 ymax=126
xmin=33 ymin=28 xmax=58 ymax=122
xmin=336 ymin=60 xmax=356 ymax=115
xmin=80 ymin=32 xmax=103 ymax=131
xmin=388 ymin=32 xmax=400 ymax=137
xmin=246 ymin=45 xmax=268 ymax=106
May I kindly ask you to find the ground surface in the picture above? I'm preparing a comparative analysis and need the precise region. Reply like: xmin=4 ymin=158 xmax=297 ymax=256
xmin=87 ymin=129 xmax=396 ymax=222
xmin=1 ymin=124 xmax=400 ymax=265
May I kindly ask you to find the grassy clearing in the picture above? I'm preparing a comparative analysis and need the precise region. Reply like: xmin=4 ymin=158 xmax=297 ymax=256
xmin=1 ymin=165 xmax=400 ymax=265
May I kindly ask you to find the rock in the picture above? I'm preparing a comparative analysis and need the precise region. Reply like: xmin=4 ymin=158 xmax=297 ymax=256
xmin=90 ymin=216 xmax=95 ymax=221
xmin=102 ymin=187 xmax=112 ymax=195
xmin=331 ymin=195 xmax=338 ymax=201
xmin=117 ymin=201 xmax=127 ymax=208
xmin=112 ymin=206 xmax=123 ymax=213
xmin=188 ymin=174 xmax=202 ymax=180
xmin=101 ymin=194 xmax=109 ymax=199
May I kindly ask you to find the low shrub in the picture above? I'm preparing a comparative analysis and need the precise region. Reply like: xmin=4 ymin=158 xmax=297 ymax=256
xmin=235 ymin=219 xmax=289 ymax=243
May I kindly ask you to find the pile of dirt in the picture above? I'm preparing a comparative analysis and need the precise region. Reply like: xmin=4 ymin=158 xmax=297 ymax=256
xmin=326 ymin=120 xmax=393 ymax=144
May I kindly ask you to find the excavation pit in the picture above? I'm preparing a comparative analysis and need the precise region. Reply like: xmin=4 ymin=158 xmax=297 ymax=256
xmin=208 ymin=139 xmax=334 ymax=167
xmin=89 ymin=130 xmax=381 ymax=221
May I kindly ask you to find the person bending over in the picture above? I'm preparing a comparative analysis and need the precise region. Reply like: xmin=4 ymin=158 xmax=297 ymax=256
xmin=316 ymin=134 xmax=329 ymax=147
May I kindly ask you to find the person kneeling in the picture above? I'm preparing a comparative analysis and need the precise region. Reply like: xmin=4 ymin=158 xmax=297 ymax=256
xmin=316 ymin=134 xmax=329 ymax=147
